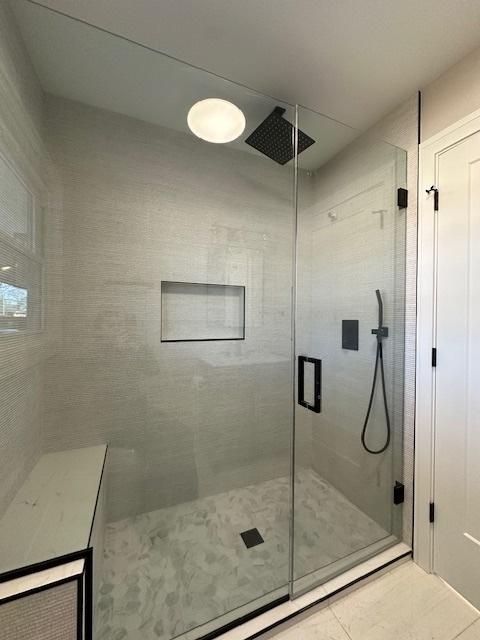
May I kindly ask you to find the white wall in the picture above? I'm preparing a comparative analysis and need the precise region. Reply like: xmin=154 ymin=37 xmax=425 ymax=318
xmin=422 ymin=45 xmax=480 ymax=141
xmin=43 ymin=96 xmax=295 ymax=522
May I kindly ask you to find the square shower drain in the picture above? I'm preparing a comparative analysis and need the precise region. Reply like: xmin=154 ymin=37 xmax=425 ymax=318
xmin=240 ymin=528 xmax=264 ymax=549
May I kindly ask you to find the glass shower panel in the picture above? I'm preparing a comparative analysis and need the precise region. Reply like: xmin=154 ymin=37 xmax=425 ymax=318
xmin=293 ymin=105 xmax=406 ymax=595
xmin=12 ymin=2 xmax=296 ymax=638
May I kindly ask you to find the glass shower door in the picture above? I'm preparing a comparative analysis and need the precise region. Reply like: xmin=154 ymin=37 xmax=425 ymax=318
xmin=12 ymin=3 xmax=299 ymax=638
xmin=292 ymin=105 xmax=407 ymax=595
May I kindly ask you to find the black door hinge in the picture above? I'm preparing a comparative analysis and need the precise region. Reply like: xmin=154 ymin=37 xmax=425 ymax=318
xmin=393 ymin=481 xmax=405 ymax=505
xmin=426 ymin=185 xmax=439 ymax=211
xmin=432 ymin=347 xmax=437 ymax=367
xmin=429 ymin=502 xmax=435 ymax=523
xmin=397 ymin=188 xmax=408 ymax=209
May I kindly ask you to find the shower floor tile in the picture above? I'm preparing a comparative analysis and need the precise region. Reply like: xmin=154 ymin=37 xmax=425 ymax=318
xmin=95 ymin=469 xmax=389 ymax=640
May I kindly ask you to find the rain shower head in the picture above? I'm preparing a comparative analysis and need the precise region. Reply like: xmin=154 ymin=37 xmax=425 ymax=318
xmin=245 ymin=106 xmax=315 ymax=165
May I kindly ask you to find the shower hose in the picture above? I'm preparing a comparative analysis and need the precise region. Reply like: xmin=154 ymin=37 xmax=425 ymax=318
xmin=360 ymin=331 xmax=391 ymax=455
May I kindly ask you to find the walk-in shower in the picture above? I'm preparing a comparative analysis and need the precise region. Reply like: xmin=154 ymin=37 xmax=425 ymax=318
xmin=0 ymin=2 xmax=407 ymax=639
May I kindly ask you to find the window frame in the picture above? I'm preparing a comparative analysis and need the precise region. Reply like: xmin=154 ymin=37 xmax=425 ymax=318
xmin=0 ymin=149 xmax=44 ymax=337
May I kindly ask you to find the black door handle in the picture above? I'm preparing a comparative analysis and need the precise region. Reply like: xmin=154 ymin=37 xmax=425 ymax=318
xmin=298 ymin=356 xmax=321 ymax=413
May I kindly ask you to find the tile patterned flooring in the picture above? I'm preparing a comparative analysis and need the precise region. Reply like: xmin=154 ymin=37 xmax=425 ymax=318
xmin=269 ymin=562 xmax=480 ymax=640
xmin=95 ymin=469 xmax=389 ymax=640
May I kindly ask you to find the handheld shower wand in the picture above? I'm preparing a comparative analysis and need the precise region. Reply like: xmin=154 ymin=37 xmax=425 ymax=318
xmin=361 ymin=289 xmax=391 ymax=454
xmin=375 ymin=289 xmax=383 ymax=339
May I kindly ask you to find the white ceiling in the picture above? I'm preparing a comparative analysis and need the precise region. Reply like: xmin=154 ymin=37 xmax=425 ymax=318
xmin=12 ymin=0 xmax=361 ymax=170
xmin=21 ymin=0 xmax=480 ymax=129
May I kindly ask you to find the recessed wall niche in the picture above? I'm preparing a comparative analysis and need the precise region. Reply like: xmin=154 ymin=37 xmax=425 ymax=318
xmin=161 ymin=281 xmax=245 ymax=342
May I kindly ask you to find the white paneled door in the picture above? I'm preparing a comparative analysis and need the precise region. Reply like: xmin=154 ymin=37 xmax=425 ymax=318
xmin=434 ymin=130 xmax=480 ymax=608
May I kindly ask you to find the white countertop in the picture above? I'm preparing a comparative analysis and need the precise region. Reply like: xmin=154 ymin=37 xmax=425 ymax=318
xmin=0 ymin=445 xmax=106 ymax=576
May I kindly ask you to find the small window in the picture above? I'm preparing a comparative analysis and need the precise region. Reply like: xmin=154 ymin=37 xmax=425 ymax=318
xmin=0 ymin=240 xmax=41 ymax=334
xmin=0 ymin=282 xmax=28 ymax=331
xmin=0 ymin=147 xmax=43 ymax=335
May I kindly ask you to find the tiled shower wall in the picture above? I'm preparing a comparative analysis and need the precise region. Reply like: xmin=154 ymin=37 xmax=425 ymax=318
xmin=43 ymin=96 xmax=295 ymax=522
xmin=0 ymin=2 xmax=46 ymax=518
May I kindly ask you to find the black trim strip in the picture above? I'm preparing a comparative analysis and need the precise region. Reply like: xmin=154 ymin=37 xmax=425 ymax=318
xmin=84 ymin=548 xmax=93 ymax=640
xmin=0 ymin=548 xmax=88 ymax=584
xmin=88 ymin=444 xmax=108 ymax=546
xmin=245 ymin=551 xmax=412 ymax=640
xmin=418 ymin=90 xmax=422 ymax=145
xmin=77 ymin=573 xmax=84 ymax=640
xmin=412 ymin=88 xmax=421 ymax=552
xmin=161 ymin=281 xmax=245 ymax=288
xmin=197 ymin=595 xmax=289 ymax=640
xmin=161 ymin=338 xmax=245 ymax=342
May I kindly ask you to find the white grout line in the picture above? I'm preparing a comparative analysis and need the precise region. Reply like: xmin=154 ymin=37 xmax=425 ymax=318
xmin=439 ymin=577 xmax=480 ymax=617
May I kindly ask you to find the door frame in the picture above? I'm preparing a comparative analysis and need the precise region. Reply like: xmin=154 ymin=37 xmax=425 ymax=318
xmin=415 ymin=106 xmax=480 ymax=572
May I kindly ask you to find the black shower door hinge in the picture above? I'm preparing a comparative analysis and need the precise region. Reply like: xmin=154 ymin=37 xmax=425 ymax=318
xmin=393 ymin=481 xmax=405 ymax=505
xmin=432 ymin=347 xmax=437 ymax=367
xmin=397 ymin=188 xmax=408 ymax=209
xmin=426 ymin=185 xmax=439 ymax=211
xmin=429 ymin=502 xmax=435 ymax=523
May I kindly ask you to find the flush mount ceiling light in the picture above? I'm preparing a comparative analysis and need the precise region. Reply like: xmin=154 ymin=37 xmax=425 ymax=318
xmin=187 ymin=98 xmax=246 ymax=143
